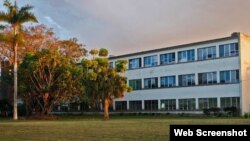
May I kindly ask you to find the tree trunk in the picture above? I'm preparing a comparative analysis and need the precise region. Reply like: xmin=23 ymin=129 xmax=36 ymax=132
xmin=13 ymin=25 xmax=18 ymax=120
xmin=104 ymin=97 xmax=110 ymax=120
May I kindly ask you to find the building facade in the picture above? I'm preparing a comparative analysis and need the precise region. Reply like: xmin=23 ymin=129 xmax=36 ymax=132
xmin=109 ymin=33 xmax=250 ymax=115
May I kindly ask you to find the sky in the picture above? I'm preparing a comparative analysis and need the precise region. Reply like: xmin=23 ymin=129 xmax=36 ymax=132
xmin=2 ymin=0 xmax=250 ymax=56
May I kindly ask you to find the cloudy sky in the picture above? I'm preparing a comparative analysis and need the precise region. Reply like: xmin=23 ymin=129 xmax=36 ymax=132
xmin=2 ymin=0 xmax=250 ymax=55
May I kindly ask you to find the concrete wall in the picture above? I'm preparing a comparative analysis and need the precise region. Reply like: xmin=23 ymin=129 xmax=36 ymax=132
xmin=110 ymin=37 xmax=243 ymax=111
xmin=239 ymin=33 xmax=250 ymax=115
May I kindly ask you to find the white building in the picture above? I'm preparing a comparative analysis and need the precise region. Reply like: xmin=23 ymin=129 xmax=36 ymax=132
xmin=109 ymin=32 xmax=250 ymax=115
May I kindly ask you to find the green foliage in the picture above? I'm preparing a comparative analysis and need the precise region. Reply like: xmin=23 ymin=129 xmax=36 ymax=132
xmin=19 ymin=49 xmax=84 ymax=115
xmin=99 ymin=48 xmax=108 ymax=57
xmin=89 ymin=49 xmax=99 ymax=58
xmin=82 ymin=48 xmax=131 ymax=119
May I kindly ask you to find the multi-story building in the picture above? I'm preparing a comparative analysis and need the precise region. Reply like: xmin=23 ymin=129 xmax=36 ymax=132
xmin=109 ymin=32 xmax=250 ymax=115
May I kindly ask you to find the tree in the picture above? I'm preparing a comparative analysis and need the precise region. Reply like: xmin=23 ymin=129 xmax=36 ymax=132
xmin=19 ymin=49 xmax=84 ymax=116
xmin=0 ymin=0 xmax=38 ymax=120
xmin=82 ymin=48 xmax=131 ymax=120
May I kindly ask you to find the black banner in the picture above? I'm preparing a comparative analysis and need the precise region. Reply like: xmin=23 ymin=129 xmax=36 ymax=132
xmin=170 ymin=125 xmax=250 ymax=141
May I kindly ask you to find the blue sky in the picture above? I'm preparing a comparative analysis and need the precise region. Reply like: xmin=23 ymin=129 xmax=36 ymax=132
xmin=2 ymin=0 xmax=250 ymax=55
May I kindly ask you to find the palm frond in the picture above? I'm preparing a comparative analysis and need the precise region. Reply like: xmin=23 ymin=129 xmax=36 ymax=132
xmin=3 ymin=0 xmax=11 ymax=7
xmin=0 ymin=12 xmax=10 ymax=22
xmin=19 ymin=5 xmax=34 ymax=13
xmin=19 ymin=12 xmax=38 ymax=23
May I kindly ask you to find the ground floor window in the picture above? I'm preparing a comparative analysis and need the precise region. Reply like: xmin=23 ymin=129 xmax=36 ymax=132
xmin=220 ymin=97 xmax=240 ymax=109
xmin=129 ymin=101 xmax=142 ymax=111
xmin=179 ymin=98 xmax=196 ymax=110
xmin=161 ymin=99 xmax=176 ymax=110
xmin=198 ymin=98 xmax=217 ymax=109
xmin=144 ymin=100 xmax=158 ymax=110
xmin=115 ymin=101 xmax=127 ymax=111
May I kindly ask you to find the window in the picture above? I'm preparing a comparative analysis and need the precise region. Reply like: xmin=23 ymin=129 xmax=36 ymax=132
xmin=220 ymin=70 xmax=239 ymax=83
xmin=178 ymin=49 xmax=195 ymax=62
xmin=144 ymin=100 xmax=158 ymax=111
xmin=160 ymin=76 xmax=176 ymax=87
xmin=179 ymin=99 xmax=196 ymax=110
xmin=178 ymin=74 xmax=195 ymax=86
xmin=129 ymin=58 xmax=141 ymax=69
xmin=198 ymin=72 xmax=217 ymax=85
xmin=115 ymin=101 xmax=127 ymax=111
xmin=220 ymin=97 xmax=240 ymax=109
xmin=129 ymin=101 xmax=142 ymax=111
xmin=129 ymin=79 xmax=142 ymax=90
xmin=198 ymin=46 xmax=216 ymax=60
xmin=198 ymin=98 xmax=217 ymax=109
xmin=144 ymin=55 xmax=158 ymax=67
xmin=160 ymin=52 xmax=175 ymax=65
xmin=161 ymin=99 xmax=176 ymax=110
xmin=144 ymin=77 xmax=158 ymax=89
xmin=109 ymin=62 xmax=114 ymax=68
xmin=219 ymin=43 xmax=239 ymax=57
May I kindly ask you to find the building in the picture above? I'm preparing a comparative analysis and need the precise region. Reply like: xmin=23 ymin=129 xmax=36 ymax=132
xmin=109 ymin=32 xmax=250 ymax=115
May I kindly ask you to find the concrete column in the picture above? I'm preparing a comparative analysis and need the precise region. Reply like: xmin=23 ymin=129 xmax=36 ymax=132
xmin=142 ymin=100 xmax=145 ymax=110
xmin=195 ymin=73 xmax=199 ymax=85
xmin=217 ymin=71 xmax=220 ymax=83
xmin=175 ymin=75 xmax=179 ymax=87
xmin=216 ymin=45 xmax=220 ymax=58
xmin=127 ymin=101 xmax=129 ymax=110
xmin=176 ymin=99 xmax=179 ymax=110
xmin=113 ymin=101 xmax=116 ymax=111
xmin=142 ymin=77 xmax=145 ymax=89
xmin=175 ymin=52 xmax=178 ymax=63
xmin=158 ymin=99 xmax=161 ymax=110
xmin=157 ymin=54 xmax=160 ymax=65
xmin=78 ymin=105 xmax=80 ymax=111
xmin=141 ymin=57 xmax=144 ymax=67
xmin=194 ymin=48 xmax=198 ymax=61
xmin=58 ymin=106 xmax=61 ymax=111
xmin=217 ymin=97 xmax=221 ymax=108
xmin=196 ymin=98 xmax=199 ymax=110
xmin=158 ymin=76 xmax=161 ymax=88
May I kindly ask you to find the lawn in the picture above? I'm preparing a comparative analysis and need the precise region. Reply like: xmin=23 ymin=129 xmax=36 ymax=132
xmin=0 ymin=116 xmax=250 ymax=141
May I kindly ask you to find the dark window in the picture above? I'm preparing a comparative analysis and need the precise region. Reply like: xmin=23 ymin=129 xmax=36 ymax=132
xmin=178 ymin=74 xmax=195 ymax=86
xmin=144 ymin=100 xmax=158 ymax=111
xmin=220 ymin=97 xmax=240 ymax=109
xmin=178 ymin=49 xmax=195 ymax=62
xmin=144 ymin=77 xmax=158 ymax=89
xmin=179 ymin=99 xmax=196 ymax=110
xmin=129 ymin=101 xmax=142 ymax=111
xmin=129 ymin=79 xmax=142 ymax=90
xmin=115 ymin=101 xmax=127 ymax=111
xmin=160 ymin=52 xmax=175 ymax=65
xmin=198 ymin=72 xmax=217 ymax=85
xmin=198 ymin=46 xmax=216 ymax=60
xmin=160 ymin=76 xmax=176 ymax=87
xmin=220 ymin=70 xmax=239 ymax=83
xmin=144 ymin=55 xmax=158 ymax=67
xmin=219 ymin=43 xmax=239 ymax=57
xmin=109 ymin=62 xmax=114 ymax=68
xmin=198 ymin=98 xmax=217 ymax=109
xmin=161 ymin=99 xmax=176 ymax=110
xmin=129 ymin=58 xmax=141 ymax=69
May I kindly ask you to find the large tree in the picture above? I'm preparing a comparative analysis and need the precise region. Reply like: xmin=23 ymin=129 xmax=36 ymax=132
xmin=19 ymin=49 xmax=84 ymax=116
xmin=0 ymin=0 xmax=37 ymax=120
xmin=82 ymin=48 xmax=131 ymax=120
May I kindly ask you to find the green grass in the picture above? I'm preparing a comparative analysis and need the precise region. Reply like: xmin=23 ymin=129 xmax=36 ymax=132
xmin=0 ymin=116 xmax=250 ymax=141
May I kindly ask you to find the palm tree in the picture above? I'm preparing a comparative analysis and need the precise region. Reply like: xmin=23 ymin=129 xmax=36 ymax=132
xmin=0 ymin=0 xmax=37 ymax=120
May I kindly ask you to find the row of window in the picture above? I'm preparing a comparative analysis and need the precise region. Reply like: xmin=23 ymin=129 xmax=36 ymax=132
xmin=127 ymin=43 xmax=238 ymax=69
xmin=129 ymin=70 xmax=239 ymax=90
xmin=115 ymin=97 xmax=240 ymax=111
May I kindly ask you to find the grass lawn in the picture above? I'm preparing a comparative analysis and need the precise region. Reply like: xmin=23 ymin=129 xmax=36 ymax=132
xmin=0 ymin=116 xmax=250 ymax=141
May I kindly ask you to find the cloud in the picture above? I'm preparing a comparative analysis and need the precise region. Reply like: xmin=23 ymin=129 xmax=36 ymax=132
xmin=44 ymin=16 xmax=63 ymax=30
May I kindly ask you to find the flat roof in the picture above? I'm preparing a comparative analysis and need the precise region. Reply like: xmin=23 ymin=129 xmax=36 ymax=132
xmin=109 ymin=33 xmax=239 ymax=60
